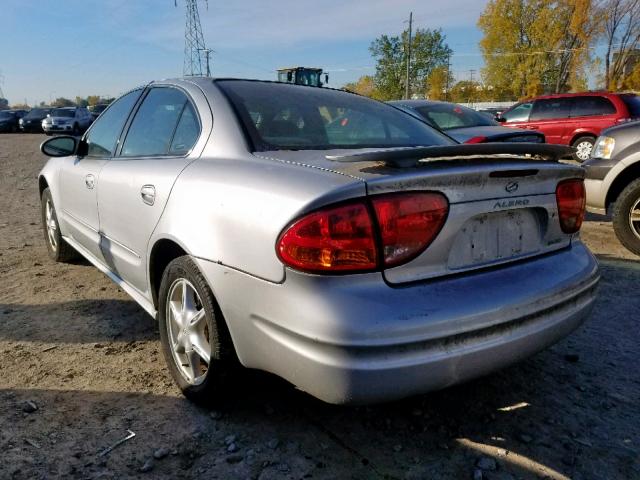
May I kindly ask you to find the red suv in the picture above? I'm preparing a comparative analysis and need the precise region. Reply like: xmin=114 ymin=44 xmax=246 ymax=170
xmin=498 ymin=92 xmax=640 ymax=161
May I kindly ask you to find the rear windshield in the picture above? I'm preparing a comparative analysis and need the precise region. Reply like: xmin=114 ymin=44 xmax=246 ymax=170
xmin=51 ymin=109 xmax=75 ymax=118
xmin=415 ymin=103 xmax=497 ymax=130
xmin=0 ymin=111 xmax=14 ymax=119
xmin=622 ymin=94 xmax=640 ymax=118
xmin=217 ymin=80 xmax=455 ymax=151
xmin=25 ymin=108 xmax=49 ymax=118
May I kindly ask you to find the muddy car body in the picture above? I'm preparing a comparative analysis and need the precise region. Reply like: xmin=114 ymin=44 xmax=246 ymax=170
xmin=38 ymin=78 xmax=599 ymax=404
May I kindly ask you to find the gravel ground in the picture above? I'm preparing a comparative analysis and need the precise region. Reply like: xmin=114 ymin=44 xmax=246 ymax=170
xmin=1 ymin=133 xmax=638 ymax=480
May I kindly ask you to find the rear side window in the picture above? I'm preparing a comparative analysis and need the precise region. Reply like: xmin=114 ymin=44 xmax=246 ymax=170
xmin=121 ymin=87 xmax=200 ymax=157
xmin=530 ymin=98 xmax=573 ymax=121
xmin=502 ymin=102 xmax=532 ymax=122
xmin=85 ymin=90 xmax=142 ymax=157
xmin=621 ymin=95 xmax=640 ymax=118
xmin=571 ymin=96 xmax=616 ymax=117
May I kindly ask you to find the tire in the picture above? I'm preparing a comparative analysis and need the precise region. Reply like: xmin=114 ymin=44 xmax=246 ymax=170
xmin=572 ymin=136 xmax=595 ymax=162
xmin=40 ymin=188 xmax=78 ymax=262
xmin=612 ymin=178 xmax=640 ymax=256
xmin=158 ymin=255 xmax=238 ymax=404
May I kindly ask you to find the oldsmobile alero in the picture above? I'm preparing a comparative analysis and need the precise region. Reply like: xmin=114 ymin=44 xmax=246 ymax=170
xmin=38 ymin=78 xmax=599 ymax=404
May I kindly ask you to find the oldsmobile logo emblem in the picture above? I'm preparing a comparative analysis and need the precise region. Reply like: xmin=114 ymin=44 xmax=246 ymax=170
xmin=505 ymin=182 xmax=519 ymax=193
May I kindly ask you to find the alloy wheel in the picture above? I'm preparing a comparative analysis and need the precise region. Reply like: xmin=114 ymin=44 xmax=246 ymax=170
xmin=575 ymin=141 xmax=593 ymax=161
xmin=629 ymin=197 xmax=640 ymax=241
xmin=166 ymin=278 xmax=210 ymax=385
xmin=45 ymin=199 xmax=58 ymax=250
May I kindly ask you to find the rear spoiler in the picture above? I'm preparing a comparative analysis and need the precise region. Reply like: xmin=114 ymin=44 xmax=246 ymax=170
xmin=326 ymin=143 xmax=576 ymax=168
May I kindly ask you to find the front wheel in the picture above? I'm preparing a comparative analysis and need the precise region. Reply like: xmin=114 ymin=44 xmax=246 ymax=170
xmin=40 ymin=188 xmax=78 ymax=262
xmin=612 ymin=179 xmax=640 ymax=256
xmin=572 ymin=136 xmax=595 ymax=162
xmin=158 ymin=256 xmax=238 ymax=404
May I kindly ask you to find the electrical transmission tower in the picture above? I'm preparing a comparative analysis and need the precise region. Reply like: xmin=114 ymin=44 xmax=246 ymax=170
xmin=176 ymin=0 xmax=210 ymax=76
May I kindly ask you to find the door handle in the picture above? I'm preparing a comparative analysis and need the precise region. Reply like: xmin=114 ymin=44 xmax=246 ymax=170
xmin=85 ymin=174 xmax=95 ymax=189
xmin=140 ymin=185 xmax=156 ymax=206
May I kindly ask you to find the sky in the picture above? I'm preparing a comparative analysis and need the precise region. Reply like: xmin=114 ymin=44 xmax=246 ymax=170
xmin=0 ymin=0 xmax=488 ymax=105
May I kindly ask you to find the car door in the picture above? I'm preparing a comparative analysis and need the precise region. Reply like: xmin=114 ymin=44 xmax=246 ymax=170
xmin=568 ymin=96 xmax=618 ymax=141
xmin=58 ymin=90 xmax=143 ymax=261
xmin=96 ymin=86 xmax=204 ymax=294
xmin=526 ymin=98 xmax=574 ymax=144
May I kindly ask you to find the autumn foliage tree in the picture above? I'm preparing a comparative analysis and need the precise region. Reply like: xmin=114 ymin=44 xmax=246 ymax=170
xmin=478 ymin=0 xmax=600 ymax=98
xmin=343 ymin=75 xmax=382 ymax=99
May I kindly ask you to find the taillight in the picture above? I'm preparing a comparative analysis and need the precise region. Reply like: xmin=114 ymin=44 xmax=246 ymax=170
xmin=372 ymin=192 xmax=449 ymax=267
xmin=277 ymin=192 xmax=449 ymax=273
xmin=277 ymin=201 xmax=378 ymax=273
xmin=556 ymin=179 xmax=586 ymax=234
xmin=464 ymin=136 xmax=488 ymax=144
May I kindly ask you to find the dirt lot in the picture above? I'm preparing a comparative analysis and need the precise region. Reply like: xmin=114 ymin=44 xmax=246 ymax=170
xmin=0 ymin=133 xmax=638 ymax=480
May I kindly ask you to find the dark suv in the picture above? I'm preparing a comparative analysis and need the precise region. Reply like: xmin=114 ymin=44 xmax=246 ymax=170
xmin=498 ymin=93 xmax=640 ymax=161
xmin=19 ymin=108 xmax=52 ymax=133
xmin=0 ymin=110 xmax=28 ymax=133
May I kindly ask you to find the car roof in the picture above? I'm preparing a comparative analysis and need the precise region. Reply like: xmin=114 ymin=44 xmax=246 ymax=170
xmin=388 ymin=99 xmax=448 ymax=108
xmin=524 ymin=91 xmax=632 ymax=101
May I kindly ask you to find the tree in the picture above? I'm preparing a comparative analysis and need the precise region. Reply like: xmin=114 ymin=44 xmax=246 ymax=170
xmin=601 ymin=0 xmax=640 ymax=90
xmin=51 ymin=97 xmax=75 ymax=107
xmin=86 ymin=95 xmax=102 ymax=106
xmin=11 ymin=103 xmax=30 ymax=109
xmin=622 ymin=62 xmax=640 ymax=89
xmin=425 ymin=66 xmax=452 ymax=100
xmin=75 ymin=96 xmax=89 ymax=108
xmin=478 ymin=0 xmax=599 ymax=98
xmin=343 ymin=75 xmax=382 ymax=99
xmin=370 ymin=28 xmax=452 ymax=100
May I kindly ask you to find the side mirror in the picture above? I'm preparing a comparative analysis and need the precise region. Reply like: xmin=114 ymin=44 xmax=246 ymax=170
xmin=495 ymin=116 xmax=507 ymax=123
xmin=41 ymin=135 xmax=79 ymax=157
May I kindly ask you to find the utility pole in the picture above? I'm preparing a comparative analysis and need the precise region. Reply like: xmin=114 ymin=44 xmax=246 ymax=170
xmin=445 ymin=52 xmax=451 ymax=102
xmin=468 ymin=69 xmax=476 ymax=105
xmin=198 ymin=48 xmax=214 ymax=76
xmin=405 ymin=11 xmax=413 ymax=100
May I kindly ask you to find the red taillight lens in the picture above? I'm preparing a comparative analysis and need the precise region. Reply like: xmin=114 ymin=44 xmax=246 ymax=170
xmin=464 ymin=136 xmax=488 ymax=144
xmin=556 ymin=179 xmax=586 ymax=234
xmin=277 ymin=192 xmax=449 ymax=273
xmin=277 ymin=201 xmax=377 ymax=273
xmin=372 ymin=192 xmax=449 ymax=267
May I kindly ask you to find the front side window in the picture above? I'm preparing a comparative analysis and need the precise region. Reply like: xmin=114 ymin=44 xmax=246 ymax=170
xmin=85 ymin=90 xmax=142 ymax=157
xmin=120 ymin=87 xmax=200 ymax=157
xmin=530 ymin=98 xmax=573 ymax=121
xmin=217 ymin=80 xmax=454 ymax=150
xmin=571 ymin=96 xmax=616 ymax=117
xmin=502 ymin=102 xmax=533 ymax=122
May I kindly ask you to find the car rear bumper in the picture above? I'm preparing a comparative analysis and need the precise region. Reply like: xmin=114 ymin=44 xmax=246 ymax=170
xmin=196 ymin=241 xmax=599 ymax=404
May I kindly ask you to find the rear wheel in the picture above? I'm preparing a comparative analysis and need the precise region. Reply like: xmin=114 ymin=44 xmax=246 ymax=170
xmin=158 ymin=256 xmax=238 ymax=404
xmin=40 ymin=188 xmax=78 ymax=262
xmin=572 ymin=136 xmax=595 ymax=162
xmin=612 ymin=179 xmax=640 ymax=256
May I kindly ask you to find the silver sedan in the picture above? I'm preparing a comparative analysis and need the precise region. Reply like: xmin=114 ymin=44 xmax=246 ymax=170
xmin=38 ymin=78 xmax=599 ymax=404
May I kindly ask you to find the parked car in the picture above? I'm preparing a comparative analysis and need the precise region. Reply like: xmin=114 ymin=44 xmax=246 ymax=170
xmin=498 ymin=92 xmax=640 ymax=162
xmin=38 ymin=78 xmax=599 ymax=405
xmin=0 ymin=109 xmax=28 ymax=133
xmin=477 ymin=107 xmax=507 ymax=119
xmin=584 ymin=120 xmax=640 ymax=255
xmin=88 ymin=104 xmax=109 ymax=120
xmin=42 ymin=107 xmax=93 ymax=135
xmin=389 ymin=100 xmax=545 ymax=144
xmin=19 ymin=108 xmax=51 ymax=133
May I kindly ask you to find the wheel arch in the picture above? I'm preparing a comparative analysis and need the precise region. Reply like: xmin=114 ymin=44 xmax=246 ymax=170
xmin=605 ymin=162 xmax=640 ymax=213
xmin=570 ymin=131 xmax=597 ymax=146
xmin=38 ymin=175 xmax=49 ymax=198
xmin=148 ymin=238 xmax=189 ymax=309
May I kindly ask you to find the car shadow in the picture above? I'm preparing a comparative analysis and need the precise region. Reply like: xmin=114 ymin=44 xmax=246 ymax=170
xmin=1 ymin=256 xmax=638 ymax=479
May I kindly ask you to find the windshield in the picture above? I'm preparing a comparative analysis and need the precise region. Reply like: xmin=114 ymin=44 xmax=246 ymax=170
xmin=622 ymin=94 xmax=640 ymax=118
xmin=51 ymin=109 xmax=75 ymax=118
xmin=25 ymin=108 xmax=49 ymax=119
xmin=415 ymin=103 xmax=497 ymax=130
xmin=217 ymin=80 xmax=455 ymax=151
